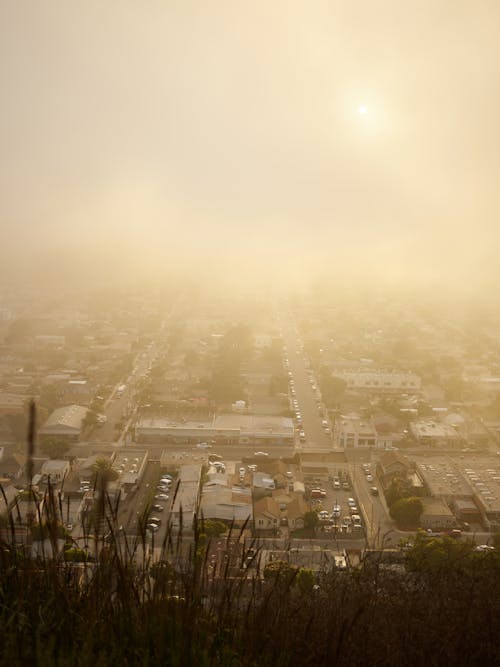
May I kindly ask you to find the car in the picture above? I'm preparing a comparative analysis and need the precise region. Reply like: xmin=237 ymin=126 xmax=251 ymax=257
xmin=324 ymin=428 xmax=331 ymax=435
xmin=342 ymin=482 xmax=350 ymax=490
xmin=155 ymin=493 xmax=169 ymax=500
xmin=254 ymin=452 xmax=269 ymax=457
xmin=239 ymin=467 xmax=246 ymax=475
xmin=332 ymin=504 xmax=341 ymax=517
xmin=448 ymin=529 xmax=462 ymax=539
xmin=157 ymin=486 xmax=170 ymax=493
xmin=333 ymin=481 xmax=340 ymax=489
xmin=347 ymin=497 xmax=357 ymax=506
xmin=152 ymin=504 xmax=164 ymax=512
xmin=148 ymin=517 xmax=162 ymax=525
xmin=349 ymin=506 xmax=359 ymax=515
xmin=160 ymin=474 xmax=173 ymax=480
xmin=318 ymin=510 xmax=330 ymax=519
xmin=196 ymin=442 xmax=212 ymax=449
xmin=366 ymin=475 xmax=373 ymax=482
xmin=147 ymin=523 xmax=160 ymax=532
xmin=299 ymin=431 xmax=306 ymax=441
xmin=321 ymin=420 xmax=328 ymax=427
xmin=370 ymin=487 xmax=379 ymax=496
xmin=474 ymin=545 xmax=495 ymax=552
xmin=65 ymin=523 xmax=73 ymax=532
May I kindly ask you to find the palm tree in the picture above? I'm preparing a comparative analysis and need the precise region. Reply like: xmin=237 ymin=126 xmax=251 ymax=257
xmin=92 ymin=457 xmax=118 ymax=487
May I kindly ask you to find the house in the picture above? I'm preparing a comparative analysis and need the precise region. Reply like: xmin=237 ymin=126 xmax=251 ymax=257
xmin=200 ymin=485 xmax=252 ymax=524
xmin=253 ymin=496 xmax=281 ymax=533
xmin=286 ymin=495 xmax=309 ymax=529
xmin=252 ymin=472 xmax=275 ymax=490
xmin=377 ymin=452 xmax=413 ymax=487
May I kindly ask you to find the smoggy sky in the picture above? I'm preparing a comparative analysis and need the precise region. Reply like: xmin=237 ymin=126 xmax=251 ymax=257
xmin=1 ymin=1 xmax=499 ymax=289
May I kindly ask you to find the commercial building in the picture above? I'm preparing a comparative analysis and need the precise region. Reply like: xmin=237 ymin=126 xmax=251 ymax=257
xmin=409 ymin=420 xmax=463 ymax=449
xmin=330 ymin=368 xmax=421 ymax=393
xmin=419 ymin=497 xmax=456 ymax=531
xmin=170 ymin=464 xmax=202 ymax=531
xmin=337 ymin=416 xmax=397 ymax=449
xmin=135 ymin=414 xmax=294 ymax=447
xmin=39 ymin=405 xmax=88 ymax=442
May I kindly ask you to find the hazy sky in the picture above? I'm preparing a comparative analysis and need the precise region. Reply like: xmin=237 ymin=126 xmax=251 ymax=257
xmin=1 ymin=1 xmax=499 ymax=288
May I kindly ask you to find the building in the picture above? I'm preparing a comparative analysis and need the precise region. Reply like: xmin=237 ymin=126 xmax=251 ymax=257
xmin=39 ymin=405 xmax=88 ymax=442
xmin=200 ymin=480 xmax=252 ymax=524
xmin=252 ymin=472 xmax=276 ymax=490
xmin=253 ymin=496 xmax=281 ymax=534
xmin=170 ymin=464 xmax=202 ymax=531
xmin=135 ymin=413 xmax=294 ymax=448
xmin=419 ymin=497 xmax=456 ymax=531
xmin=337 ymin=416 xmax=396 ymax=449
xmin=286 ymin=495 xmax=309 ymax=530
xmin=409 ymin=420 xmax=463 ymax=449
xmin=376 ymin=452 xmax=414 ymax=487
xmin=329 ymin=368 xmax=421 ymax=393
xmin=0 ymin=393 xmax=25 ymax=415
xmin=40 ymin=459 xmax=70 ymax=484
xmin=111 ymin=450 xmax=148 ymax=497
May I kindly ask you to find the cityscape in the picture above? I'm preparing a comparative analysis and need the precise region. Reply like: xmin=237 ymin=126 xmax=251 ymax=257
xmin=1 ymin=2 xmax=499 ymax=665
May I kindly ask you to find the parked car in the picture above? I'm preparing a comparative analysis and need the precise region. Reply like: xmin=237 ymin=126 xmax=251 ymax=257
xmin=370 ymin=487 xmax=379 ymax=496
xmin=155 ymin=493 xmax=169 ymax=500
xmin=147 ymin=523 xmax=159 ymax=532
xmin=152 ymin=504 xmax=164 ymax=512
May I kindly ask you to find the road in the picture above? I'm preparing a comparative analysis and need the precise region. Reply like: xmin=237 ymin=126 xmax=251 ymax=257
xmin=279 ymin=317 xmax=333 ymax=452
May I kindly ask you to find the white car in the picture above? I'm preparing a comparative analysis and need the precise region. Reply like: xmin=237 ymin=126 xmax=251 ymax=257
xmin=196 ymin=442 xmax=212 ymax=449
xmin=254 ymin=451 xmax=269 ymax=457
xmin=147 ymin=523 xmax=160 ymax=533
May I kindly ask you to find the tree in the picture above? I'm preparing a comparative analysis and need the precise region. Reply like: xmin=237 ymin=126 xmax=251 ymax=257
xmin=319 ymin=368 xmax=347 ymax=407
xmin=40 ymin=437 xmax=70 ymax=459
xmin=199 ymin=519 xmax=227 ymax=538
xmin=385 ymin=477 xmax=413 ymax=507
xmin=92 ymin=457 xmax=118 ymax=486
xmin=263 ymin=560 xmax=297 ymax=585
xmin=389 ymin=497 xmax=423 ymax=528
xmin=304 ymin=511 xmax=319 ymax=531
xmin=405 ymin=532 xmax=479 ymax=574
xmin=296 ymin=567 xmax=315 ymax=593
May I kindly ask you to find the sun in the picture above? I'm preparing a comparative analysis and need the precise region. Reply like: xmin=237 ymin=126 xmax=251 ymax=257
xmin=358 ymin=105 xmax=368 ymax=115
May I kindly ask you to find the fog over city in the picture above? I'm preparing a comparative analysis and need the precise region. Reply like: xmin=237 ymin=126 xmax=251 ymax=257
xmin=1 ymin=1 xmax=499 ymax=292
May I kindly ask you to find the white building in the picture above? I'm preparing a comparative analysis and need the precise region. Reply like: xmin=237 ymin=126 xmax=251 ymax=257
xmin=336 ymin=416 xmax=396 ymax=449
xmin=331 ymin=368 xmax=421 ymax=393
xmin=40 ymin=459 xmax=70 ymax=484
